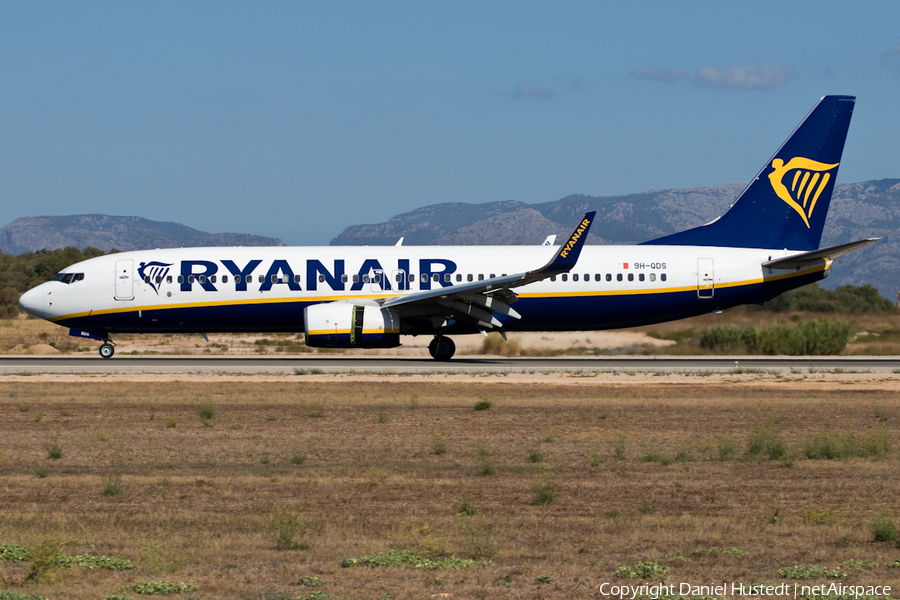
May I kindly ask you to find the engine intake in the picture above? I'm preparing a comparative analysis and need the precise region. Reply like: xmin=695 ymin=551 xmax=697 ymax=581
xmin=304 ymin=303 xmax=400 ymax=348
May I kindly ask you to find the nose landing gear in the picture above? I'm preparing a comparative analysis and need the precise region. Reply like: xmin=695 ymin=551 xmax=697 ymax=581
xmin=428 ymin=336 xmax=456 ymax=361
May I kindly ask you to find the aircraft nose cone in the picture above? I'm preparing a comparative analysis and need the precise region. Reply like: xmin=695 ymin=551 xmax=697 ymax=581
xmin=18 ymin=285 xmax=45 ymax=318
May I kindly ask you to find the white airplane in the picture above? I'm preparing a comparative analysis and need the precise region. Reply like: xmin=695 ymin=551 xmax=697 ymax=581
xmin=19 ymin=95 xmax=877 ymax=360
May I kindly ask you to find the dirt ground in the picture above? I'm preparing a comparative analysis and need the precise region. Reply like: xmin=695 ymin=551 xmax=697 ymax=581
xmin=1 ymin=373 xmax=899 ymax=599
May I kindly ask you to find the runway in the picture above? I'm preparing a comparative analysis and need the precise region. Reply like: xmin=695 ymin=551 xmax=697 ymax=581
xmin=1 ymin=355 xmax=898 ymax=374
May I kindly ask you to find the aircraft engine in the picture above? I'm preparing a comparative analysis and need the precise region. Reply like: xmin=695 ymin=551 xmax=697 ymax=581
xmin=304 ymin=303 xmax=400 ymax=348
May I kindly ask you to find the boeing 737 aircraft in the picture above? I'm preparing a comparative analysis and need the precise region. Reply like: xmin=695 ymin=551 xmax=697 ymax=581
xmin=18 ymin=95 xmax=877 ymax=360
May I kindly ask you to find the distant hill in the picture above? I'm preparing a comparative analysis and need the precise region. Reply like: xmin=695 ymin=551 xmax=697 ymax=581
xmin=332 ymin=179 xmax=900 ymax=301
xmin=0 ymin=215 xmax=283 ymax=255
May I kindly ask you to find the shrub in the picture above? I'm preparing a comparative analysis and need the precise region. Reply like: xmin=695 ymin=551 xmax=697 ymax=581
xmin=777 ymin=565 xmax=846 ymax=579
xmin=0 ymin=591 xmax=48 ymax=600
xmin=46 ymin=440 xmax=63 ymax=460
xmin=196 ymin=401 xmax=216 ymax=425
xmin=341 ymin=550 xmax=489 ymax=570
xmin=745 ymin=424 xmax=791 ymax=462
xmin=131 ymin=581 xmax=197 ymax=595
xmin=298 ymin=576 xmax=323 ymax=587
xmin=699 ymin=319 xmax=853 ymax=355
xmin=475 ymin=443 xmax=494 ymax=476
xmin=615 ymin=560 xmax=670 ymax=579
xmin=805 ymin=427 xmax=891 ymax=459
xmin=457 ymin=512 xmax=499 ymax=558
xmin=24 ymin=538 xmax=63 ymax=583
xmin=474 ymin=400 xmax=492 ymax=411
xmin=528 ymin=448 xmax=545 ymax=463
xmin=164 ymin=416 xmax=177 ymax=428
xmin=432 ymin=433 xmax=448 ymax=456
xmin=102 ymin=457 xmax=124 ymax=496
xmin=0 ymin=545 xmax=30 ymax=561
xmin=612 ymin=433 xmax=627 ymax=461
xmin=264 ymin=503 xmax=307 ymax=550
xmin=532 ymin=468 xmax=557 ymax=505
xmin=871 ymin=515 xmax=898 ymax=543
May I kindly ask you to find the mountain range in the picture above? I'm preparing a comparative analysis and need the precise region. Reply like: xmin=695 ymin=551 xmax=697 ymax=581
xmin=3 ymin=179 xmax=899 ymax=301
xmin=0 ymin=215 xmax=283 ymax=255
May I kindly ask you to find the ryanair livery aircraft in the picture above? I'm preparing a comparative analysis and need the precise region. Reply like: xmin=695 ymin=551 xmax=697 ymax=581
xmin=18 ymin=95 xmax=878 ymax=360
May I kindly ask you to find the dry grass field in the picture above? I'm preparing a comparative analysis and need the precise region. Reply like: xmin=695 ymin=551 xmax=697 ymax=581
xmin=1 ymin=373 xmax=900 ymax=599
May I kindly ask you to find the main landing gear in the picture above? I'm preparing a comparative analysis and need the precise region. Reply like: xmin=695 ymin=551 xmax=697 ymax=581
xmin=428 ymin=336 xmax=456 ymax=361
xmin=99 ymin=339 xmax=116 ymax=359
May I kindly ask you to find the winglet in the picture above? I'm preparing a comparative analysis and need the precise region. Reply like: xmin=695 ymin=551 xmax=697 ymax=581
xmin=538 ymin=211 xmax=596 ymax=275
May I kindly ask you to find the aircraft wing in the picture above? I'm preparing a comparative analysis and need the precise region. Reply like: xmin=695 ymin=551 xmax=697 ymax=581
xmin=379 ymin=212 xmax=596 ymax=329
xmin=762 ymin=238 xmax=880 ymax=269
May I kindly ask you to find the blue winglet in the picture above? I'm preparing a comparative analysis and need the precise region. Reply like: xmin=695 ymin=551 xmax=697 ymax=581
xmin=539 ymin=211 xmax=596 ymax=275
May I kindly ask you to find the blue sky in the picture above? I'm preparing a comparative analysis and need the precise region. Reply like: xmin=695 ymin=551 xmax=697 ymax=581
xmin=2 ymin=1 xmax=899 ymax=245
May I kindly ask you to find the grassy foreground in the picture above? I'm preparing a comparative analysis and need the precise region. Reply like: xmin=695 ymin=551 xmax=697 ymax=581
xmin=1 ymin=376 xmax=900 ymax=599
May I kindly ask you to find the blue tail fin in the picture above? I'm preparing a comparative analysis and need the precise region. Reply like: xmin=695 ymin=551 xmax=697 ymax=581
xmin=643 ymin=95 xmax=855 ymax=251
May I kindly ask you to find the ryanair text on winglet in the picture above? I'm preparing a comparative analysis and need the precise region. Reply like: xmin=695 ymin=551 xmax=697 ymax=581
xmin=559 ymin=218 xmax=592 ymax=259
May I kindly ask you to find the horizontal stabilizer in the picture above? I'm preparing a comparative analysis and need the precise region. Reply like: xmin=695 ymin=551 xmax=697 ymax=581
xmin=762 ymin=238 xmax=880 ymax=269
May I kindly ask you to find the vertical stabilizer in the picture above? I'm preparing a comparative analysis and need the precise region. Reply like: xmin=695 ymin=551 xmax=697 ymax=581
xmin=643 ymin=95 xmax=855 ymax=251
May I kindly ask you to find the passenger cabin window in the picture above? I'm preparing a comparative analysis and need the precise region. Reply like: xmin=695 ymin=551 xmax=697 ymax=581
xmin=456 ymin=274 xmax=462 ymax=282
xmin=639 ymin=273 xmax=645 ymax=282
xmin=395 ymin=273 xmax=403 ymax=283
xmin=270 ymin=275 xmax=277 ymax=283
xmin=362 ymin=274 xmax=370 ymax=283
xmin=199 ymin=275 xmax=207 ymax=284
xmin=155 ymin=276 xmax=162 ymax=284
xmin=444 ymin=273 xmax=450 ymax=282
xmin=467 ymin=274 xmax=473 ymax=282
xmin=222 ymin=275 xmax=229 ymax=283
xmin=421 ymin=274 xmax=428 ymax=283
xmin=562 ymin=274 xmax=568 ymax=282
xmin=573 ymin=274 xmax=579 ymax=282
xmin=628 ymin=273 xmax=634 ymax=282
xmin=166 ymin=275 xmax=172 ymax=284
xmin=432 ymin=274 xmax=439 ymax=282
xmin=375 ymin=274 xmax=382 ymax=283
xmin=319 ymin=275 xmax=325 ymax=282
xmin=649 ymin=273 xmax=656 ymax=282
xmin=258 ymin=275 xmax=265 ymax=283
xmin=606 ymin=274 xmax=611 ymax=281
xmin=661 ymin=273 xmax=667 ymax=282
xmin=210 ymin=275 xmax=217 ymax=283
xmin=478 ymin=274 xmax=484 ymax=281
xmin=616 ymin=274 xmax=622 ymax=282
xmin=550 ymin=275 xmax=556 ymax=282
xmin=178 ymin=275 xmax=184 ymax=284
xmin=234 ymin=275 xmax=241 ymax=283
xmin=144 ymin=276 xmax=151 ymax=283
xmin=188 ymin=275 xmax=195 ymax=284
xmin=595 ymin=274 xmax=601 ymax=282
xmin=294 ymin=274 xmax=301 ymax=283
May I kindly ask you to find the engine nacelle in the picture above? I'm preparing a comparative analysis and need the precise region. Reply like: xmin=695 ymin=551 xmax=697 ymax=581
xmin=304 ymin=303 xmax=401 ymax=348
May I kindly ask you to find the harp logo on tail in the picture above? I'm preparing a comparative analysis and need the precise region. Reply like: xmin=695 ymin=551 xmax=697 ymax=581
xmin=768 ymin=157 xmax=839 ymax=228
xmin=137 ymin=261 xmax=173 ymax=295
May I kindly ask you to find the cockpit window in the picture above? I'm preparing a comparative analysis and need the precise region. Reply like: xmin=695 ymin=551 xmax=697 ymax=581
xmin=51 ymin=272 xmax=84 ymax=284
